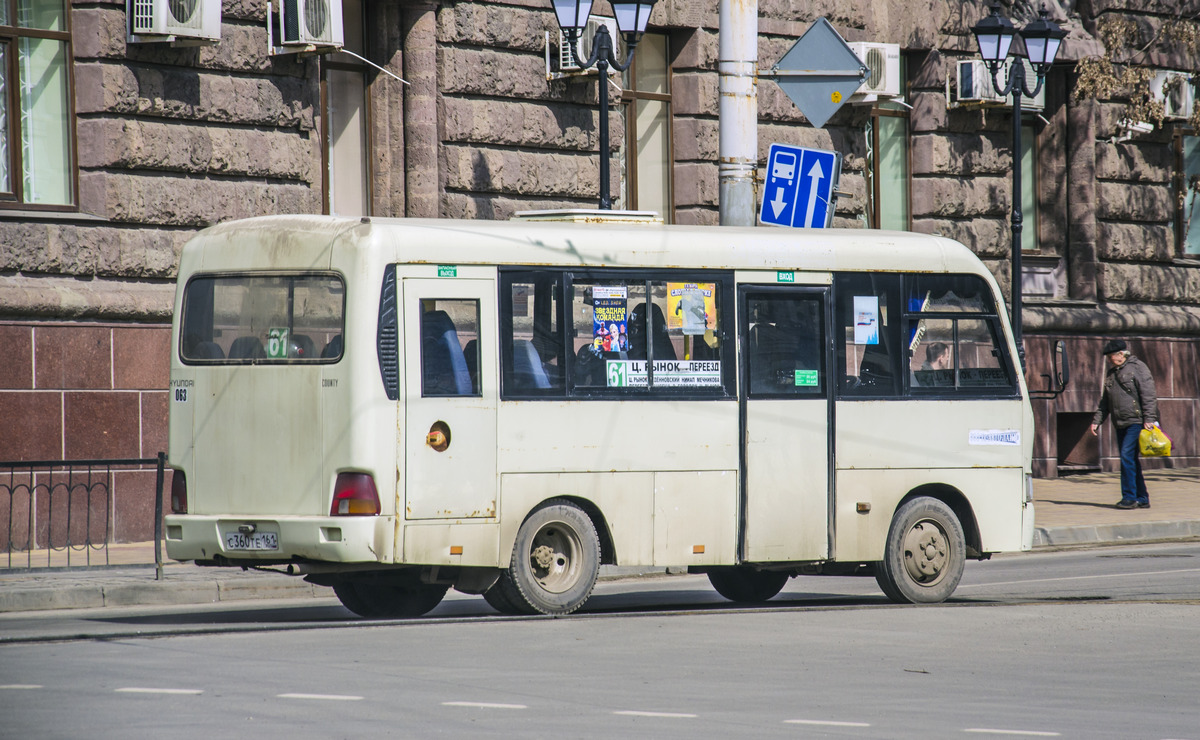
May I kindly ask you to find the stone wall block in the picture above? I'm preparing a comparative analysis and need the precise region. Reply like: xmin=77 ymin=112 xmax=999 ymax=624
xmin=1097 ymin=222 xmax=1174 ymax=262
xmin=911 ymin=176 xmax=1009 ymax=219
xmin=1095 ymin=143 xmax=1173 ymax=183
xmin=910 ymin=91 xmax=948 ymax=132
xmin=99 ymin=173 xmax=316 ymax=227
xmin=441 ymin=193 xmax=598 ymax=221
xmin=1096 ymin=182 xmax=1172 ymax=223
xmin=655 ymin=0 xmax=717 ymax=30
xmin=199 ymin=23 xmax=271 ymax=72
xmin=673 ymin=29 xmax=717 ymax=69
xmin=440 ymin=48 xmax=552 ymax=99
xmin=911 ymin=217 xmax=1009 ymax=257
xmin=673 ymin=161 xmax=718 ymax=208
xmin=1099 ymin=263 xmax=1200 ymax=304
xmin=0 ymin=325 xmax=34 ymax=390
xmin=671 ymin=118 xmax=719 ymax=161
xmin=442 ymin=98 xmax=594 ymax=150
xmin=673 ymin=207 xmax=718 ymax=226
xmin=757 ymin=84 xmax=806 ymax=123
xmin=224 ymin=0 xmax=269 ymax=22
xmin=442 ymin=3 xmax=553 ymax=50
xmin=72 ymin=7 xmax=127 ymax=58
xmin=0 ymin=392 xmax=63 ymax=460
xmin=911 ymin=132 xmax=1009 ymax=176
xmin=442 ymin=145 xmax=600 ymax=198
xmin=671 ymin=72 xmax=719 ymax=117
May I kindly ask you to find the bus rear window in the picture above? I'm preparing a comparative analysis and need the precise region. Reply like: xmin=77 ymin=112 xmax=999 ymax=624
xmin=180 ymin=274 xmax=345 ymax=363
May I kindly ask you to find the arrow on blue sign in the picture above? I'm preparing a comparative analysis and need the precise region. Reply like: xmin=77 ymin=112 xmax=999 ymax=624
xmin=759 ymin=144 xmax=841 ymax=229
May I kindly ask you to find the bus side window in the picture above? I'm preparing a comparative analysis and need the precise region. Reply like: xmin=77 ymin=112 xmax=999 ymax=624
xmin=420 ymin=302 xmax=478 ymax=396
xmin=836 ymin=273 xmax=901 ymax=397
xmin=502 ymin=274 xmax=565 ymax=395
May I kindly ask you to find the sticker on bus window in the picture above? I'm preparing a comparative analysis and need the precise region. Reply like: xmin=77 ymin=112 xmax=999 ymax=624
xmin=777 ymin=271 xmax=795 ymax=283
xmin=853 ymin=296 xmax=880 ymax=345
xmin=607 ymin=360 xmax=722 ymax=388
xmin=266 ymin=327 xmax=290 ymax=359
xmin=667 ymin=283 xmax=716 ymax=336
xmin=592 ymin=286 xmax=628 ymax=352
xmin=969 ymin=429 xmax=1021 ymax=446
xmin=794 ymin=370 xmax=819 ymax=387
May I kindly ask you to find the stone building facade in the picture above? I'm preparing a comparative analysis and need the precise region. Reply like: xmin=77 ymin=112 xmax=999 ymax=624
xmin=1 ymin=0 xmax=1198 ymax=542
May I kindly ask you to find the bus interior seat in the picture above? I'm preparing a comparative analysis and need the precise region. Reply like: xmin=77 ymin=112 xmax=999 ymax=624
xmin=628 ymin=303 xmax=676 ymax=361
xmin=289 ymin=334 xmax=316 ymax=359
xmin=422 ymin=310 xmax=474 ymax=395
xmin=511 ymin=339 xmax=551 ymax=389
xmin=463 ymin=339 xmax=479 ymax=390
xmin=228 ymin=336 xmax=266 ymax=359
xmin=321 ymin=335 xmax=343 ymax=359
xmin=190 ymin=341 xmax=225 ymax=360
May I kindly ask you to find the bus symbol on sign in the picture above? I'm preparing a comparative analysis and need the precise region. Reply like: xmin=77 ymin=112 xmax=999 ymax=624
xmin=760 ymin=144 xmax=842 ymax=230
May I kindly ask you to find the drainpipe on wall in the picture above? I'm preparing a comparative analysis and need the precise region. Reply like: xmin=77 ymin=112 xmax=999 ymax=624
xmin=718 ymin=0 xmax=758 ymax=226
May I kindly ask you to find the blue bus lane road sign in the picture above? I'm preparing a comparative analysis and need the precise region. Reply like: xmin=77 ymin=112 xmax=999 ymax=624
xmin=760 ymin=144 xmax=842 ymax=229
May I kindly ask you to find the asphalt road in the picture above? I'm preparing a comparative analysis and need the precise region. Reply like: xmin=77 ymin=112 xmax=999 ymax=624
xmin=2 ymin=542 xmax=1199 ymax=739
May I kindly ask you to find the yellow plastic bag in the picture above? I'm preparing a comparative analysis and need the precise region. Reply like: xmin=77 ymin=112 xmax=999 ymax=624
xmin=1139 ymin=426 xmax=1172 ymax=457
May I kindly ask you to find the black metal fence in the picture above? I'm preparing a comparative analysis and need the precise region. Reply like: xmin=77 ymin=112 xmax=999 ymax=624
xmin=1 ymin=454 xmax=165 ymax=571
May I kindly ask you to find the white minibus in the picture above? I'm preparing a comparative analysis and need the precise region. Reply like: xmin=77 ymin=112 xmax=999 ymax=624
xmin=166 ymin=214 xmax=1035 ymax=617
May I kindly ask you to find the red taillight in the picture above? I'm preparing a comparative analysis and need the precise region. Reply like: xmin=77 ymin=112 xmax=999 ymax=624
xmin=331 ymin=473 xmax=381 ymax=516
xmin=170 ymin=470 xmax=188 ymax=514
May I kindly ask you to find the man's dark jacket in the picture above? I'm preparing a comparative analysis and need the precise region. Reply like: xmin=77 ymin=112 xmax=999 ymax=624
xmin=1091 ymin=355 xmax=1158 ymax=430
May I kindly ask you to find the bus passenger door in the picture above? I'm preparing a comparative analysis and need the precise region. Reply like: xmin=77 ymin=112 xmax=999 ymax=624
xmin=740 ymin=286 xmax=832 ymax=562
xmin=402 ymin=279 xmax=498 ymax=520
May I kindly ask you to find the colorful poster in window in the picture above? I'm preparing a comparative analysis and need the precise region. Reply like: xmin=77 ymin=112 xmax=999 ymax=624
xmin=667 ymin=283 xmax=716 ymax=335
xmin=592 ymin=286 xmax=628 ymax=352
xmin=853 ymin=296 xmax=879 ymax=345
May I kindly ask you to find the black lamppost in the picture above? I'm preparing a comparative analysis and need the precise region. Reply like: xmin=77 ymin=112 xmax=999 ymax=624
xmin=552 ymin=0 xmax=657 ymax=209
xmin=971 ymin=4 xmax=1065 ymax=366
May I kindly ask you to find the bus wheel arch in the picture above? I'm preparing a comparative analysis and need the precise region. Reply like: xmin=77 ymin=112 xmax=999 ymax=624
xmin=902 ymin=484 xmax=982 ymax=559
xmin=874 ymin=488 xmax=971 ymax=605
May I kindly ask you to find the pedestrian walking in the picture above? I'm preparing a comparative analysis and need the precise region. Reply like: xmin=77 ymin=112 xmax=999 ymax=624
xmin=1089 ymin=340 xmax=1158 ymax=509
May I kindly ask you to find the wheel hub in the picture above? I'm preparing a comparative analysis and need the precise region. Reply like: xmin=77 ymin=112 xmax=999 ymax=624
xmin=902 ymin=520 xmax=948 ymax=584
xmin=532 ymin=544 xmax=556 ymax=570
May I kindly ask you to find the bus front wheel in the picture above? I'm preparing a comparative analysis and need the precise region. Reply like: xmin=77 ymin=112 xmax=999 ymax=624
xmin=707 ymin=567 xmax=789 ymax=603
xmin=494 ymin=499 xmax=601 ymax=616
xmin=875 ymin=496 xmax=965 ymax=604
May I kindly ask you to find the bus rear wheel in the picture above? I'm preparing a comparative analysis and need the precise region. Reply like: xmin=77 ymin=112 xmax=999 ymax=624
xmin=707 ymin=567 xmax=789 ymax=602
xmin=333 ymin=579 xmax=449 ymax=619
xmin=875 ymin=496 xmax=965 ymax=604
xmin=492 ymin=499 xmax=600 ymax=616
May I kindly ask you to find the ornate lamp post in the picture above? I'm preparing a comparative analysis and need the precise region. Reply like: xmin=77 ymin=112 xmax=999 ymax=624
xmin=971 ymin=4 xmax=1065 ymax=365
xmin=551 ymin=0 xmax=657 ymax=209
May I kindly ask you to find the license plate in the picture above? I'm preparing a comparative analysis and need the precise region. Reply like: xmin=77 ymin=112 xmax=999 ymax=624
xmin=224 ymin=531 xmax=278 ymax=551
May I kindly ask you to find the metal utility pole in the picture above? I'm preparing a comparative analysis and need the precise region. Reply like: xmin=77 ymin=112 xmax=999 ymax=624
xmin=718 ymin=0 xmax=758 ymax=226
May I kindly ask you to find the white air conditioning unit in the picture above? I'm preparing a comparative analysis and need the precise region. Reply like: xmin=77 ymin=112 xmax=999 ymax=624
xmin=280 ymin=0 xmax=343 ymax=48
xmin=956 ymin=59 xmax=1044 ymax=111
xmin=559 ymin=16 xmax=619 ymax=73
xmin=128 ymin=0 xmax=221 ymax=42
xmin=1151 ymin=70 xmax=1196 ymax=119
xmin=848 ymin=42 xmax=901 ymax=103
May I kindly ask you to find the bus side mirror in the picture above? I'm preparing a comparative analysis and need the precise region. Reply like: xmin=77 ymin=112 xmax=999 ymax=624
xmin=1030 ymin=339 xmax=1069 ymax=399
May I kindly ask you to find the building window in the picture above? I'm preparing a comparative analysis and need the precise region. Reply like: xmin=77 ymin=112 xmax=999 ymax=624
xmin=1175 ymin=133 xmax=1200 ymax=256
xmin=1019 ymin=122 xmax=1039 ymax=252
xmin=618 ymin=32 xmax=672 ymax=222
xmin=864 ymin=56 xmax=908 ymax=230
xmin=0 ymin=0 xmax=75 ymax=208
xmin=322 ymin=0 xmax=370 ymax=217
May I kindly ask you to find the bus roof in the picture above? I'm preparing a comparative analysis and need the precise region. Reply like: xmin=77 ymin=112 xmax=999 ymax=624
xmin=186 ymin=215 xmax=992 ymax=278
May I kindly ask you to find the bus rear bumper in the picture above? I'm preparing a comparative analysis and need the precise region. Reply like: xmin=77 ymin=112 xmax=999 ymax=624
xmin=164 ymin=515 xmax=394 ymax=564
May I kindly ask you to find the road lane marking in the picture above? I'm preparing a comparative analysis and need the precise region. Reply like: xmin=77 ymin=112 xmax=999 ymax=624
xmin=964 ymin=729 xmax=1061 ymax=736
xmin=613 ymin=710 xmax=697 ymax=718
xmin=0 ymin=685 xmax=43 ymax=690
xmin=115 ymin=688 xmax=203 ymax=695
xmin=960 ymin=567 xmax=1200 ymax=589
xmin=785 ymin=719 xmax=871 ymax=727
xmin=442 ymin=701 xmax=527 ymax=710
xmin=277 ymin=693 xmax=363 ymax=701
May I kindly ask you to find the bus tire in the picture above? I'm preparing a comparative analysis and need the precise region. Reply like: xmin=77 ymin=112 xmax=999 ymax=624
xmin=499 ymin=499 xmax=600 ymax=616
xmin=875 ymin=496 xmax=965 ymax=604
xmin=707 ymin=567 xmax=789 ymax=602
xmin=482 ymin=581 xmax=525 ymax=615
xmin=333 ymin=579 xmax=449 ymax=619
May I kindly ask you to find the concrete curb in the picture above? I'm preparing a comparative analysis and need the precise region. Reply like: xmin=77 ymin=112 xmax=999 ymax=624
xmin=1034 ymin=520 xmax=1200 ymax=548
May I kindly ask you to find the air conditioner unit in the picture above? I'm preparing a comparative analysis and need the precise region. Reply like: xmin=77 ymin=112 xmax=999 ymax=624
xmin=1151 ymin=70 xmax=1196 ymax=119
xmin=956 ymin=59 xmax=1044 ymax=111
xmin=848 ymin=42 xmax=901 ymax=103
xmin=128 ymin=0 xmax=221 ymax=42
xmin=558 ymin=16 xmax=619 ymax=73
xmin=280 ymin=0 xmax=343 ymax=48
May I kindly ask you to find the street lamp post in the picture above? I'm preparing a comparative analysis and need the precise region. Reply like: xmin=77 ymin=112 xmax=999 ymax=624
xmin=971 ymin=4 xmax=1065 ymax=367
xmin=551 ymin=0 xmax=657 ymax=209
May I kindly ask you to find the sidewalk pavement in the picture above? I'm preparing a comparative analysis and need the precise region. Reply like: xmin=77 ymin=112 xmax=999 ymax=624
xmin=2 ymin=468 xmax=1196 ymax=615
